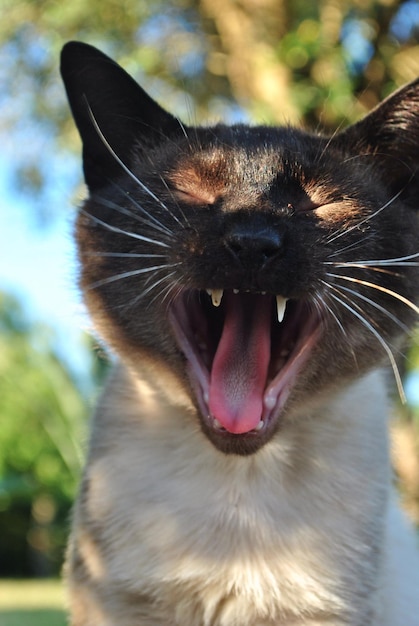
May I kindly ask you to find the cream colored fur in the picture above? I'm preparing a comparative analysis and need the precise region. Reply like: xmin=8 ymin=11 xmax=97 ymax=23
xmin=66 ymin=366 xmax=419 ymax=625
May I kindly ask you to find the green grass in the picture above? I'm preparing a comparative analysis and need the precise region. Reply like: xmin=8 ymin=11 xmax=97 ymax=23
xmin=0 ymin=579 xmax=66 ymax=626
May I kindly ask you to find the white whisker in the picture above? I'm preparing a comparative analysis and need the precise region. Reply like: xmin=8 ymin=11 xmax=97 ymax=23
xmin=95 ymin=195 xmax=171 ymax=237
xmin=315 ymin=289 xmax=348 ymax=338
xmin=326 ymin=251 xmax=419 ymax=266
xmin=326 ymin=272 xmax=419 ymax=315
xmin=327 ymin=287 xmax=406 ymax=403
xmin=102 ymin=186 xmax=174 ymax=237
xmin=326 ymin=187 xmax=405 ymax=245
xmin=315 ymin=122 xmax=346 ymax=162
xmin=129 ymin=271 xmax=178 ymax=307
xmin=85 ymin=100 xmax=173 ymax=215
xmin=327 ymin=234 xmax=375 ymax=259
xmin=318 ymin=284 xmax=358 ymax=367
xmin=177 ymin=116 xmax=190 ymax=141
xmin=86 ymin=252 xmax=166 ymax=259
xmin=87 ymin=263 xmax=180 ymax=290
xmin=149 ymin=279 xmax=180 ymax=310
xmin=157 ymin=174 xmax=193 ymax=231
xmin=163 ymin=283 xmax=184 ymax=309
xmin=80 ymin=209 xmax=170 ymax=248
xmin=330 ymin=282 xmax=411 ymax=335
xmin=325 ymin=262 xmax=399 ymax=277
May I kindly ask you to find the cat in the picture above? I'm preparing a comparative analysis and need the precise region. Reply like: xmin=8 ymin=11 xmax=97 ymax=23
xmin=60 ymin=41 xmax=419 ymax=625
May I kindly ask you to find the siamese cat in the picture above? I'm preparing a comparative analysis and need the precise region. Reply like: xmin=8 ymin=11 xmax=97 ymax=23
xmin=60 ymin=41 xmax=419 ymax=625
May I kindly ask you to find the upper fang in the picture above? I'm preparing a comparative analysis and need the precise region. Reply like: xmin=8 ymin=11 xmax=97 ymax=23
xmin=276 ymin=295 xmax=288 ymax=322
xmin=207 ymin=289 xmax=224 ymax=307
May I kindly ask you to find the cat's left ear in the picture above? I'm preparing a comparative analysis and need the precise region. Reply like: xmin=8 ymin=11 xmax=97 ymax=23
xmin=60 ymin=41 xmax=186 ymax=191
xmin=336 ymin=78 xmax=419 ymax=190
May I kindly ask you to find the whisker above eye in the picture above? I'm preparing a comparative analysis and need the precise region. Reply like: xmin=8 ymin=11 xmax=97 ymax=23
xmin=85 ymin=100 xmax=174 ymax=217
xmin=325 ymin=187 xmax=405 ymax=245
xmin=327 ymin=234 xmax=375 ymax=259
xmin=157 ymin=173 xmax=194 ymax=232
xmin=80 ymin=209 xmax=170 ymax=248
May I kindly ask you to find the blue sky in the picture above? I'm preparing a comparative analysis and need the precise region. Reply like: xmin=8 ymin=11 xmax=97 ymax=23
xmin=0 ymin=152 xmax=91 ymax=380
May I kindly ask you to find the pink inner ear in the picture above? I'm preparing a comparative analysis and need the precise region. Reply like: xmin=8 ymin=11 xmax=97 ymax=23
xmin=208 ymin=293 xmax=271 ymax=434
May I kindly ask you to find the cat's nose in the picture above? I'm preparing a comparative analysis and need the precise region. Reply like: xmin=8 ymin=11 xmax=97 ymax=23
xmin=224 ymin=223 xmax=284 ymax=267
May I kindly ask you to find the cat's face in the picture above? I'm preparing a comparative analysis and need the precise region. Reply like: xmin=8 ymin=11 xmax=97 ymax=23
xmin=61 ymin=42 xmax=419 ymax=455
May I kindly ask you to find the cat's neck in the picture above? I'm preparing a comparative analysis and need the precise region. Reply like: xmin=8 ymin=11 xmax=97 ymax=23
xmin=82 ymin=367 xmax=394 ymax=624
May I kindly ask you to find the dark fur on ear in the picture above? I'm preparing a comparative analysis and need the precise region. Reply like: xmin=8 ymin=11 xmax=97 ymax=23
xmin=60 ymin=41 xmax=184 ymax=191
xmin=336 ymin=79 xmax=419 ymax=206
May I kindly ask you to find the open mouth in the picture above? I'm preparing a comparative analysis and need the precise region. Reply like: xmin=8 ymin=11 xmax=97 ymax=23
xmin=169 ymin=289 xmax=322 ymax=444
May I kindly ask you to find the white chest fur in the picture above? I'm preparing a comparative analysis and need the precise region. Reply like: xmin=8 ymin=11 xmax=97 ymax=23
xmin=68 ymin=367 xmax=419 ymax=626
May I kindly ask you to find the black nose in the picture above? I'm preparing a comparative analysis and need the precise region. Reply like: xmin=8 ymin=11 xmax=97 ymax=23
xmin=224 ymin=222 xmax=284 ymax=267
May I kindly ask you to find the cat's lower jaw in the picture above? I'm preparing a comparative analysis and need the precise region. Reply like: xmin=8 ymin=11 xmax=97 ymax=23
xmin=66 ymin=367 xmax=419 ymax=626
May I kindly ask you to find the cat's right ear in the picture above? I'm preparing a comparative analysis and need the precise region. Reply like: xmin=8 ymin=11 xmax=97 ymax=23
xmin=335 ymin=78 xmax=419 ymax=198
xmin=60 ymin=42 xmax=185 ymax=191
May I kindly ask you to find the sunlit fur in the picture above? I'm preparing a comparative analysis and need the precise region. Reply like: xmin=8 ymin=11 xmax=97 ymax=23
xmin=61 ymin=42 xmax=419 ymax=625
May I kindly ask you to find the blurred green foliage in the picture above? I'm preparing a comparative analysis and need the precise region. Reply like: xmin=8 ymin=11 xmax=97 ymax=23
xmin=0 ymin=609 xmax=65 ymax=626
xmin=1 ymin=0 xmax=419 ymax=577
xmin=0 ymin=293 xmax=93 ymax=576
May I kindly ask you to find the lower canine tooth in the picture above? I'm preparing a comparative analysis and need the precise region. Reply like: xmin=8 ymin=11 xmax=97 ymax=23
xmin=255 ymin=420 xmax=264 ymax=431
xmin=276 ymin=295 xmax=288 ymax=322
xmin=213 ymin=418 xmax=222 ymax=429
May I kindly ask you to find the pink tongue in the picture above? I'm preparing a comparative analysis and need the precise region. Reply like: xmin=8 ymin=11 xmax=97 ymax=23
xmin=208 ymin=293 xmax=271 ymax=434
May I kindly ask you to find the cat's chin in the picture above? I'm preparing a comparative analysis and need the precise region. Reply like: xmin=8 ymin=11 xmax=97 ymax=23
xmin=169 ymin=289 xmax=323 ymax=455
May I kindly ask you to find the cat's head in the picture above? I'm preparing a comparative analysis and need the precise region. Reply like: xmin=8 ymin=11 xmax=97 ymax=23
xmin=61 ymin=42 xmax=419 ymax=455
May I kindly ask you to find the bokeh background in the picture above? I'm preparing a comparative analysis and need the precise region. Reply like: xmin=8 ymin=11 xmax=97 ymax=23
xmin=1 ymin=0 xmax=419 ymax=609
